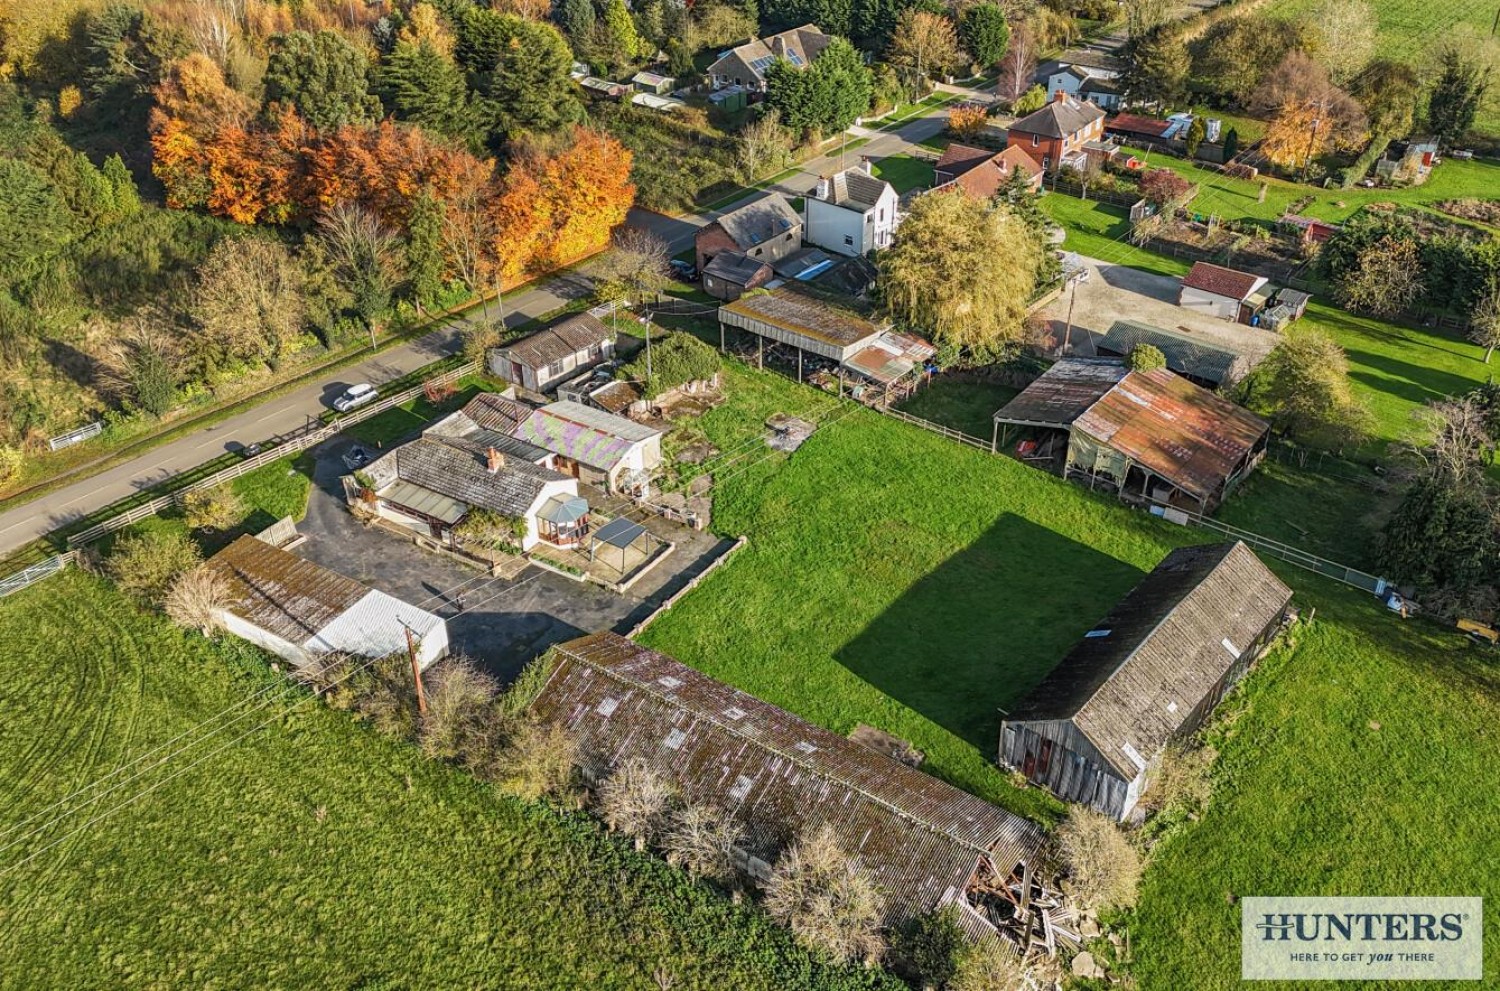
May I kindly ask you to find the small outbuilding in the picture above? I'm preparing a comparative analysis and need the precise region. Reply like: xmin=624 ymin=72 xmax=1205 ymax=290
xmin=992 ymin=358 xmax=1270 ymax=512
xmin=701 ymin=251 xmax=774 ymax=300
xmin=1178 ymin=262 xmax=1269 ymax=324
xmin=205 ymin=534 xmax=449 ymax=671
xmin=631 ymin=70 xmax=676 ymax=95
xmin=531 ymin=632 xmax=1048 ymax=939
xmin=491 ymin=313 xmax=617 ymax=394
xmin=1000 ymin=541 xmax=1293 ymax=821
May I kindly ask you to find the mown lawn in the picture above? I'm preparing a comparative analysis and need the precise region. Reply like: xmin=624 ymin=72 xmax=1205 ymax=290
xmin=642 ymin=409 xmax=1198 ymax=820
xmin=1133 ymin=579 xmax=1500 ymax=989
xmin=342 ymin=377 xmax=491 ymax=449
xmin=0 ymin=570 xmax=898 ymax=991
xmin=871 ymin=153 xmax=935 ymax=194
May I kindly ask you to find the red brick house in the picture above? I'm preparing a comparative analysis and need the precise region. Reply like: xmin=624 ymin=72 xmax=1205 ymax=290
xmin=933 ymin=143 xmax=1044 ymax=198
xmin=694 ymin=192 xmax=802 ymax=274
xmin=1006 ymin=93 xmax=1106 ymax=173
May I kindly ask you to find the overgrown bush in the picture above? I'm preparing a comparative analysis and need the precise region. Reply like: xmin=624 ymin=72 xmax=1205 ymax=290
xmin=164 ymin=563 xmax=232 ymax=636
xmin=107 ymin=528 xmax=202 ymax=604
xmin=890 ymin=908 xmax=966 ymax=989
xmin=949 ymin=934 xmax=1026 ymax=991
xmin=764 ymin=824 xmax=886 ymax=965
xmin=1057 ymin=809 xmax=1143 ymax=914
xmin=181 ymin=484 xmax=245 ymax=531
xmin=619 ymin=331 xmax=719 ymax=400
xmin=0 ymin=445 xmax=23 ymax=483
xmin=322 ymin=652 xmax=421 ymax=740
xmin=597 ymin=756 xmax=678 ymax=849
xmin=1127 ymin=343 xmax=1167 ymax=372
xmin=419 ymin=655 xmax=506 ymax=773
xmin=663 ymin=801 xmax=744 ymax=886
xmin=499 ymin=649 xmax=557 ymax=719
xmin=496 ymin=717 xmax=580 ymax=803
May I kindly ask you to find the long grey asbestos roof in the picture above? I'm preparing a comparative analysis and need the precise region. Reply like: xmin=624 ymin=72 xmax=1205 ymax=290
xmin=376 ymin=437 xmax=569 ymax=518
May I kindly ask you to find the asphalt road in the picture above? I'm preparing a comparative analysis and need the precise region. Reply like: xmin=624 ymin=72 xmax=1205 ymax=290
xmin=0 ymin=110 xmax=944 ymax=560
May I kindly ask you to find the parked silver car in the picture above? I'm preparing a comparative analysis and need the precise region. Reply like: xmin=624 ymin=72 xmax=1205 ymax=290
xmin=332 ymin=383 xmax=378 ymax=413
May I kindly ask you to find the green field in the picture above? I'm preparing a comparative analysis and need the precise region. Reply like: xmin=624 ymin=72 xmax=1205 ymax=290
xmin=0 ymin=570 xmax=897 ymax=991
xmin=871 ymin=154 xmax=936 ymax=194
xmin=1133 ymin=587 xmax=1500 ymax=989
xmin=642 ymin=409 xmax=1196 ymax=819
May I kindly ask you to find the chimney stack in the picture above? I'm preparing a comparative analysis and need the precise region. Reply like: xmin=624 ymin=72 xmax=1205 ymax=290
xmin=1053 ymin=89 xmax=1067 ymax=104
xmin=486 ymin=447 xmax=505 ymax=473
xmin=815 ymin=175 xmax=830 ymax=200
xmin=859 ymin=156 xmax=874 ymax=175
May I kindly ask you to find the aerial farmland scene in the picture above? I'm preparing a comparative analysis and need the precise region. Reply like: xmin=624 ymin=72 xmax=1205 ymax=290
xmin=0 ymin=0 xmax=1496 ymax=987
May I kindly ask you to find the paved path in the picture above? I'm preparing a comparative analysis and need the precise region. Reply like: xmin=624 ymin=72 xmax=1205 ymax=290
xmin=0 ymin=109 xmax=947 ymax=561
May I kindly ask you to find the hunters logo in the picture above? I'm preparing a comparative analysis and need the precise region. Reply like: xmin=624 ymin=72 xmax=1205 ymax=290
xmin=1242 ymin=897 xmax=1483 ymax=980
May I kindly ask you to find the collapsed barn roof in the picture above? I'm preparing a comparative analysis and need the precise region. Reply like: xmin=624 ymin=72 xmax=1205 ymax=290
xmin=1005 ymin=541 xmax=1292 ymax=778
xmin=531 ymin=633 xmax=1045 ymax=931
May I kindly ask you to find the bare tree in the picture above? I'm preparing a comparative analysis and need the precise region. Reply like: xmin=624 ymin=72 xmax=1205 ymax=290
xmin=191 ymin=235 xmax=307 ymax=367
xmin=165 ymin=564 xmax=232 ymax=636
xmin=1303 ymin=0 xmax=1378 ymax=85
xmin=737 ymin=109 xmax=793 ymax=184
xmin=1056 ymin=809 xmax=1143 ymax=914
xmin=597 ymin=757 xmax=679 ymax=849
xmin=996 ymin=20 xmax=1038 ymax=103
xmin=1122 ymin=0 xmax=1177 ymax=40
xmin=443 ymin=180 xmax=498 ymax=324
xmin=599 ymin=227 xmax=670 ymax=308
xmin=663 ymin=802 xmax=745 ymax=884
xmin=319 ymin=202 xmax=403 ymax=348
xmin=1468 ymin=281 xmax=1500 ymax=362
xmin=764 ymin=824 xmax=886 ymax=965
xmin=1400 ymin=396 xmax=1498 ymax=486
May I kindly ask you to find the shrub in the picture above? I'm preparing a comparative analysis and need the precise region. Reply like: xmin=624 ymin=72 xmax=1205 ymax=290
xmin=499 ymin=649 xmax=557 ymax=719
xmin=322 ymin=652 xmax=421 ymax=740
xmin=181 ymin=484 xmax=245 ymax=531
xmin=663 ymin=801 xmax=744 ymax=886
xmin=619 ymin=331 xmax=719 ymax=400
xmin=891 ymin=908 xmax=966 ymax=989
xmin=597 ymin=757 xmax=679 ymax=849
xmin=947 ymin=104 xmax=989 ymax=140
xmin=107 ymin=529 xmax=203 ymax=604
xmin=1057 ymin=808 xmax=1143 ymax=914
xmin=764 ymin=824 xmax=886 ymax=965
xmin=496 ymin=717 xmax=579 ymax=802
xmin=419 ymin=655 xmax=506 ymax=772
xmin=949 ymin=934 xmax=1026 ymax=991
xmin=0 ymin=444 xmax=23 ymax=483
xmin=455 ymin=507 xmax=528 ymax=549
xmin=1010 ymin=84 xmax=1046 ymax=114
xmin=1138 ymin=168 xmax=1193 ymax=211
xmin=1127 ymin=343 xmax=1167 ymax=371
xmin=164 ymin=564 xmax=232 ymax=636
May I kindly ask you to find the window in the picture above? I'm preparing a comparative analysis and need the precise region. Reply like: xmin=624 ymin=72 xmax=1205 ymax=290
xmin=843 ymin=234 xmax=854 ymax=246
xmin=877 ymin=208 xmax=884 ymax=221
xmin=1042 ymin=155 xmax=1050 ymax=168
xmin=1031 ymin=134 xmax=1039 ymax=147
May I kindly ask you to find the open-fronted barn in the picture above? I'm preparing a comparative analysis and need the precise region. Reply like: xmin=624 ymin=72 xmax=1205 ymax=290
xmin=532 ymin=633 xmax=1047 ymax=938
xmin=999 ymin=542 xmax=1293 ymax=821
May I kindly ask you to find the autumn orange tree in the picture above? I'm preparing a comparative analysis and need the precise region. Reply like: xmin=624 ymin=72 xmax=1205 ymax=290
xmin=947 ymin=104 xmax=988 ymax=140
xmin=1253 ymin=51 xmax=1367 ymax=175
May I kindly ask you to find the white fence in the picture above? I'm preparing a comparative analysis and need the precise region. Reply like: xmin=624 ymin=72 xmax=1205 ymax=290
xmin=0 ymin=553 xmax=75 ymax=599
xmin=48 ymin=421 xmax=103 ymax=452
xmin=62 ymin=361 xmax=480 ymax=550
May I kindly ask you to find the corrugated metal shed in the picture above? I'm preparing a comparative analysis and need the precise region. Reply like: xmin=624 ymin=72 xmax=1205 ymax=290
xmin=992 ymin=358 xmax=1127 ymax=427
xmin=842 ymin=332 xmax=936 ymax=386
xmin=499 ymin=314 xmax=614 ymax=369
xmin=206 ymin=535 xmax=367 ymax=645
xmin=719 ymin=286 xmax=888 ymax=360
xmin=1073 ymin=368 xmax=1268 ymax=501
xmin=462 ymin=393 xmax=534 ymax=434
xmin=1006 ymin=542 xmax=1291 ymax=777
xmin=532 ymin=633 xmax=1045 ymax=929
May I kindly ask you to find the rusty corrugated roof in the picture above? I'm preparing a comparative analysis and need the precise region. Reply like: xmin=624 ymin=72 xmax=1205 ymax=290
xmin=720 ymin=286 xmax=888 ymax=349
xmin=1074 ymin=367 xmax=1268 ymax=500
xmin=533 ymin=633 xmax=1044 ymax=928
xmin=205 ymin=535 xmax=369 ymax=645
xmin=992 ymin=358 xmax=1127 ymax=427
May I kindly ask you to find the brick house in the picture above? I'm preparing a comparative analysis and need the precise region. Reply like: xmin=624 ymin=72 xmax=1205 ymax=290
xmin=694 ymin=192 xmax=803 ymax=275
xmin=1005 ymin=93 xmax=1107 ymax=173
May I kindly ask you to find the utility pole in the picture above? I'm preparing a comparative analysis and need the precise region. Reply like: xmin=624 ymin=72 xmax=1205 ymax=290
xmin=641 ymin=310 xmax=653 ymax=381
xmin=1062 ymin=276 xmax=1079 ymax=355
xmin=402 ymin=622 xmax=427 ymax=717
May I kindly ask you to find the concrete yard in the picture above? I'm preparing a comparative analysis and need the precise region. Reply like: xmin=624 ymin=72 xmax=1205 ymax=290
xmin=294 ymin=440 xmax=732 ymax=682
xmin=1038 ymin=257 xmax=1282 ymax=368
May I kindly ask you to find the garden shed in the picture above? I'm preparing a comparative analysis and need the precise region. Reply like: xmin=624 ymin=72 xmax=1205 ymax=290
xmin=1000 ymin=541 xmax=1292 ymax=821
xmin=992 ymin=358 xmax=1269 ymax=512
xmin=1178 ymin=262 xmax=1268 ymax=324
xmin=491 ymin=313 xmax=616 ymax=394
xmin=531 ymin=633 xmax=1047 ymax=939
xmin=205 ymin=535 xmax=449 ymax=671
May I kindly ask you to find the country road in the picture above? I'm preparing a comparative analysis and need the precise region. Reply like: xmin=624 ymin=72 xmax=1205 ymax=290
xmin=0 ymin=107 xmax=951 ymax=560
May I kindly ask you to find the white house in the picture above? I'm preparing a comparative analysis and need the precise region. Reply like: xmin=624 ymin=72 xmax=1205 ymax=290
xmin=1046 ymin=62 xmax=1123 ymax=110
xmin=356 ymin=434 xmax=589 ymax=551
xmin=205 ymin=535 xmax=450 ymax=671
xmin=510 ymin=400 xmax=663 ymax=496
xmin=804 ymin=164 xmax=900 ymax=257
xmin=1178 ymin=262 xmax=1270 ymax=324
xmin=491 ymin=313 xmax=616 ymax=394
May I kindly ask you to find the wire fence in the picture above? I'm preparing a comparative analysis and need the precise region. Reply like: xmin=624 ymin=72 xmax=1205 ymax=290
xmin=0 ymin=553 xmax=76 ymax=599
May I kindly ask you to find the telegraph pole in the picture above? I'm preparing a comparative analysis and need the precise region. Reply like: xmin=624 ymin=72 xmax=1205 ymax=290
xmin=402 ymin=621 xmax=427 ymax=716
